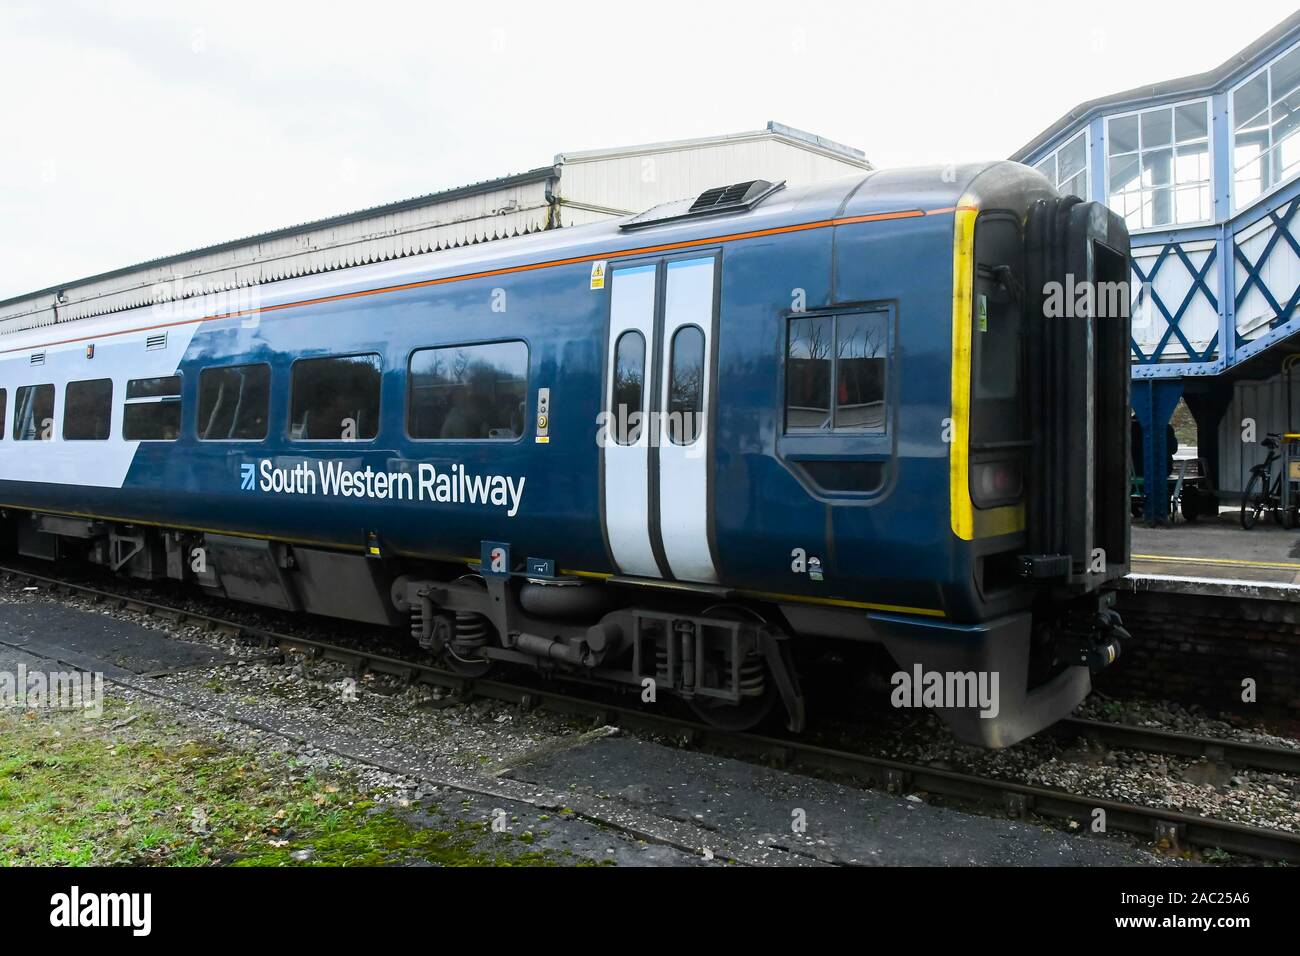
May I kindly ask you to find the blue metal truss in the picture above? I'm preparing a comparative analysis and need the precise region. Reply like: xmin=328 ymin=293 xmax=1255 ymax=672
xmin=1019 ymin=24 xmax=1300 ymax=509
xmin=1130 ymin=242 xmax=1224 ymax=366
xmin=1130 ymin=176 xmax=1300 ymax=380
xmin=1234 ymin=194 xmax=1300 ymax=331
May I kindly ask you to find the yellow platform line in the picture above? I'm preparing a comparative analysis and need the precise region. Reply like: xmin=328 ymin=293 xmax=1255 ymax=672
xmin=1132 ymin=553 xmax=1300 ymax=572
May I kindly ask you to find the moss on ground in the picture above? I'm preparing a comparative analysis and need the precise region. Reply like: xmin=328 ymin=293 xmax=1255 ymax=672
xmin=0 ymin=700 xmax=574 ymax=867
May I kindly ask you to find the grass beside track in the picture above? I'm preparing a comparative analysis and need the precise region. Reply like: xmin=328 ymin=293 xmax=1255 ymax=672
xmin=0 ymin=699 xmax=576 ymax=867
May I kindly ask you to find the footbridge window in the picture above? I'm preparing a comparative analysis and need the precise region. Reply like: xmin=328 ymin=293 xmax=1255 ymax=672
xmin=1034 ymin=129 xmax=1089 ymax=199
xmin=1232 ymin=41 xmax=1300 ymax=209
xmin=1107 ymin=100 xmax=1211 ymax=230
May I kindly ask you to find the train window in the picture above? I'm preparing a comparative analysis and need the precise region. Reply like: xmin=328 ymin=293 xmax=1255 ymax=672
xmin=0 ymin=389 xmax=6 ymax=440
xmin=971 ymin=216 xmax=1026 ymax=448
xmin=667 ymin=325 xmax=704 ymax=445
xmin=198 ymin=364 xmax=270 ymax=441
xmin=785 ymin=312 xmax=887 ymax=433
xmin=974 ymin=291 xmax=1019 ymax=401
xmin=123 ymin=376 xmax=182 ymax=441
xmin=290 ymin=354 xmax=382 ymax=441
xmin=408 ymin=341 xmax=527 ymax=441
xmin=611 ymin=330 xmax=645 ymax=445
xmin=833 ymin=313 xmax=887 ymax=430
xmin=13 ymin=384 xmax=54 ymax=441
xmin=786 ymin=316 xmax=832 ymax=430
xmin=63 ymin=378 xmax=113 ymax=440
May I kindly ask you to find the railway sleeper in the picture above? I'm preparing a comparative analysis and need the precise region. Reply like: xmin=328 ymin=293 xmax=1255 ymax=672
xmin=1153 ymin=820 xmax=1185 ymax=850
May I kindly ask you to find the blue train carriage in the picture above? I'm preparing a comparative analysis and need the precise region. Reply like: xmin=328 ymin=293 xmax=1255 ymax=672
xmin=0 ymin=161 xmax=1132 ymax=746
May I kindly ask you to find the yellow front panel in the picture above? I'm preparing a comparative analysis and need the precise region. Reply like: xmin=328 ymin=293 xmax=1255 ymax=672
xmin=950 ymin=205 xmax=1026 ymax=542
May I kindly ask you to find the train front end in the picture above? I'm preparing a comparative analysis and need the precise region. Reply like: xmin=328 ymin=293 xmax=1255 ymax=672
xmin=878 ymin=163 xmax=1133 ymax=747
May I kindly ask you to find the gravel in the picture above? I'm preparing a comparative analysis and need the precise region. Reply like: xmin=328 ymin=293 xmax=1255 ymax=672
xmin=4 ymin=568 xmax=1298 ymax=847
xmin=825 ymin=697 xmax=1300 ymax=836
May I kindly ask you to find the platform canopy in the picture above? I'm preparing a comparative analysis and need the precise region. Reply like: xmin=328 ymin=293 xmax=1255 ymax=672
xmin=0 ymin=122 xmax=868 ymax=338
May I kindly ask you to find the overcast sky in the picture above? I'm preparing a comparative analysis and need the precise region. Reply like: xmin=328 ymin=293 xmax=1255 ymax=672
xmin=1 ymin=0 xmax=1295 ymax=300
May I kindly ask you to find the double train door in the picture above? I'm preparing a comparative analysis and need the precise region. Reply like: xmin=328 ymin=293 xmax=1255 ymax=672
xmin=602 ymin=254 xmax=719 ymax=583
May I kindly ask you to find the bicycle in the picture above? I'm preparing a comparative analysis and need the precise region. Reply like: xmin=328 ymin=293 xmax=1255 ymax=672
xmin=1241 ymin=433 xmax=1294 ymax=529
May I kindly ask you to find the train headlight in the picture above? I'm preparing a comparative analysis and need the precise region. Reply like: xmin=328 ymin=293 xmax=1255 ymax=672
xmin=971 ymin=459 xmax=1023 ymax=508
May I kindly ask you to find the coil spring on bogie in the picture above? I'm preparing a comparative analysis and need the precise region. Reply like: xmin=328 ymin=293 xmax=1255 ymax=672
xmin=410 ymin=603 xmax=426 ymax=644
xmin=655 ymin=643 xmax=670 ymax=683
xmin=451 ymin=610 xmax=490 ymax=656
xmin=738 ymin=655 xmax=766 ymax=697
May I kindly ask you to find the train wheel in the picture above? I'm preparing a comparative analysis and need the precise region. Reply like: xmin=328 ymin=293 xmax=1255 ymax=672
xmin=686 ymin=605 xmax=778 ymax=732
xmin=440 ymin=575 xmax=495 ymax=678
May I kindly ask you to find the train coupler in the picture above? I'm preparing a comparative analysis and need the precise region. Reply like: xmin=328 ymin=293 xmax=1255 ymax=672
xmin=1056 ymin=604 xmax=1127 ymax=673
xmin=1017 ymin=553 xmax=1072 ymax=580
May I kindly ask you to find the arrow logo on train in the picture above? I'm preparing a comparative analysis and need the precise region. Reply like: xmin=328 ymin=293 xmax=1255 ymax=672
xmin=240 ymin=463 xmax=256 ymax=491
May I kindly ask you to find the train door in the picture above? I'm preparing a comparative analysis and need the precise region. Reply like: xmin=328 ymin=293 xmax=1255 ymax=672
xmin=602 ymin=254 xmax=720 ymax=583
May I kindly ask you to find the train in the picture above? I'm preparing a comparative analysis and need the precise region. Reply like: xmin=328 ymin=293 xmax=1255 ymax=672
xmin=0 ymin=161 xmax=1132 ymax=747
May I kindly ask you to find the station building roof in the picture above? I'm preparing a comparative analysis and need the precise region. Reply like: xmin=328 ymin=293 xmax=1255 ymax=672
xmin=0 ymin=122 xmax=869 ymax=336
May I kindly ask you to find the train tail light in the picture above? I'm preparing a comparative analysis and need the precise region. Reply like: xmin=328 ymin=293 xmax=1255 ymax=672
xmin=971 ymin=459 xmax=1023 ymax=508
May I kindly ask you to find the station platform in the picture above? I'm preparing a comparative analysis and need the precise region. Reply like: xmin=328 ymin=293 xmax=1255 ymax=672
xmin=1129 ymin=512 xmax=1300 ymax=598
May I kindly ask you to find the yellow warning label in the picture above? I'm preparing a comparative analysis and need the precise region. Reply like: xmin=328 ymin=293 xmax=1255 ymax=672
xmin=590 ymin=260 xmax=606 ymax=290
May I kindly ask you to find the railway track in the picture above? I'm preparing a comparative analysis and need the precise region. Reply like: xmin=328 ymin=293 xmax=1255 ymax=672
xmin=6 ymin=563 xmax=1300 ymax=864
xmin=1053 ymin=717 xmax=1300 ymax=776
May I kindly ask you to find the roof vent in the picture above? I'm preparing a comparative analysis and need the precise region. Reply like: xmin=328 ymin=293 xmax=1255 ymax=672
xmin=30 ymin=352 xmax=45 ymax=366
xmin=688 ymin=180 xmax=775 ymax=213
xmin=146 ymin=332 xmax=168 ymax=351
xmin=621 ymin=179 xmax=785 ymax=231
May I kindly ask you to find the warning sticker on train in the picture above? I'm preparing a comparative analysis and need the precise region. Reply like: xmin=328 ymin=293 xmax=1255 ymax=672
xmin=244 ymin=460 xmax=526 ymax=516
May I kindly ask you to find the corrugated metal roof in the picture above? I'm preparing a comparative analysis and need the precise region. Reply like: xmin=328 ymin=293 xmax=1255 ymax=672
xmin=0 ymin=165 xmax=558 ymax=311
xmin=558 ymin=120 xmax=869 ymax=166
xmin=1 ymin=121 xmax=870 ymax=334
